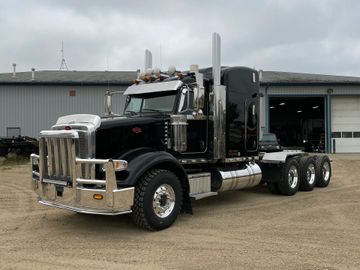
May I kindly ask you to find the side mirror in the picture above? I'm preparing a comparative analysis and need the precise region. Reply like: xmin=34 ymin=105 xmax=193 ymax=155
xmin=193 ymin=86 xmax=205 ymax=109
xmin=192 ymin=71 xmax=205 ymax=114
xmin=104 ymin=90 xmax=123 ymax=116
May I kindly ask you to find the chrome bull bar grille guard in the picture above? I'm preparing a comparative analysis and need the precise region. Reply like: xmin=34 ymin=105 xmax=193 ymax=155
xmin=30 ymin=130 xmax=134 ymax=215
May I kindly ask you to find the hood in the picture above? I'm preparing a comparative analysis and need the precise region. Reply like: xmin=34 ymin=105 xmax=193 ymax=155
xmin=95 ymin=115 xmax=168 ymax=159
xmin=98 ymin=115 xmax=165 ymax=130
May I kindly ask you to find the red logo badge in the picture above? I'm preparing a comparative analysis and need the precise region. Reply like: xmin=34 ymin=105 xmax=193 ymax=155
xmin=132 ymin=127 xmax=142 ymax=134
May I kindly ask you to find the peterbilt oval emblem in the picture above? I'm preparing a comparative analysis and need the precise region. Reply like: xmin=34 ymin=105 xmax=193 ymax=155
xmin=132 ymin=127 xmax=142 ymax=134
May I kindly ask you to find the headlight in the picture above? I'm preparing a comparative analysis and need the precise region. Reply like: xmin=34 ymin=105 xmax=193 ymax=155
xmin=100 ymin=160 xmax=128 ymax=172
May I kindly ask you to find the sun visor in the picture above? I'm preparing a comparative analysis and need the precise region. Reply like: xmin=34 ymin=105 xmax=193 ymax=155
xmin=124 ymin=80 xmax=183 ymax=95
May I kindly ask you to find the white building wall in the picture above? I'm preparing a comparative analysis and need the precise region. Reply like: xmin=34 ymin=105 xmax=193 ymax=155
xmin=331 ymin=96 xmax=360 ymax=153
xmin=0 ymin=85 xmax=127 ymax=138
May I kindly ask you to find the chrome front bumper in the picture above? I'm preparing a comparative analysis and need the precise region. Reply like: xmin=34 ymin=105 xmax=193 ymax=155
xmin=30 ymin=152 xmax=134 ymax=216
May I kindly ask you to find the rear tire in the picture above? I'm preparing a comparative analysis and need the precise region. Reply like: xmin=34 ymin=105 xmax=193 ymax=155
xmin=132 ymin=169 xmax=182 ymax=231
xmin=315 ymin=155 xmax=332 ymax=187
xmin=277 ymin=158 xmax=300 ymax=196
xmin=299 ymin=156 xmax=317 ymax=191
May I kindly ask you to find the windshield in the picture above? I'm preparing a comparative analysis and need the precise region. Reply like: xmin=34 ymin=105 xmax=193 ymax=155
xmin=124 ymin=93 xmax=176 ymax=114
xmin=261 ymin=133 xmax=277 ymax=141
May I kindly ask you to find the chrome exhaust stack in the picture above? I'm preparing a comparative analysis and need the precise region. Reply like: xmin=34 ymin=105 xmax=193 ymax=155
xmin=212 ymin=32 xmax=226 ymax=160
xmin=145 ymin=49 xmax=152 ymax=71
xmin=215 ymin=163 xmax=262 ymax=192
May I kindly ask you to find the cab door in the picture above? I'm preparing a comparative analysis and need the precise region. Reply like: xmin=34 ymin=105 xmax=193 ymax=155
xmin=245 ymin=99 xmax=258 ymax=152
xmin=178 ymin=88 xmax=207 ymax=153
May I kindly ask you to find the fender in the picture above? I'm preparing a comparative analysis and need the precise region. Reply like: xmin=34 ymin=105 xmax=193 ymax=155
xmin=119 ymin=150 xmax=192 ymax=214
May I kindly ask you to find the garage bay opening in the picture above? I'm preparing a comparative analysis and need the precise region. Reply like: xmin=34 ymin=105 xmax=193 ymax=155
xmin=269 ymin=97 xmax=325 ymax=152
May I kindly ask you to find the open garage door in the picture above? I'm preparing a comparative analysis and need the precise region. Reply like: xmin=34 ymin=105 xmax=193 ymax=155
xmin=332 ymin=96 xmax=360 ymax=153
xmin=269 ymin=97 xmax=325 ymax=152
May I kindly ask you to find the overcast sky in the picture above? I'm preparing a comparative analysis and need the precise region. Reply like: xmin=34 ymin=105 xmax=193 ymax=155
xmin=1 ymin=0 xmax=359 ymax=76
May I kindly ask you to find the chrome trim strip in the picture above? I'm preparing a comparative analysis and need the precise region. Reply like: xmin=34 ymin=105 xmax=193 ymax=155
xmin=179 ymin=158 xmax=211 ymax=164
xmin=59 ymin=138 xmax=68 ymax=176
xmin=76 ymin=178 xmax=106 ymax=185
xmin=39 ymin=139 xmax=45 ymax=182
xmin=76 ymin=158 xmax=110 ymax=164
xmin=38 ymin=200 xmax=132 ymax=216
xmin=46 ymin=138 xmax=53 ymax=176
xmin=53 ymin=138 xmax=60 ymax=176
xmin=225 ymin=156 xmax=260 ymax=163
xmin=66 ymin=139 xmax=72 ymax=176
xmin=40 ymin=130 xmax=79 ymax=139
xmin=42 ymin=178 xmax=68 ymax=186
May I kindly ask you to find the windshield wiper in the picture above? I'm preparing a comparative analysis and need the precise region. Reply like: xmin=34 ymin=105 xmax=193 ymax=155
xmin=142 ymin=108 xmax=166 ymax=115
xmin=124 ymin=110 xmax=138 ymax=116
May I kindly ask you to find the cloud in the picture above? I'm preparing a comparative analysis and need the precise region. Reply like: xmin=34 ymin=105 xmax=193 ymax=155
xmin=0 ymin=0 xmax=360 ymax=76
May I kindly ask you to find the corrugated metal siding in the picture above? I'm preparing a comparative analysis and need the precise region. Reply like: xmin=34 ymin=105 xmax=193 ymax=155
xmin=261 ymin=85 xmax=360 ymax=96
xmin=262 ymin=85 xmax=326 ymax=95
xmin=0 ymin=85 xmax=127 ymax=138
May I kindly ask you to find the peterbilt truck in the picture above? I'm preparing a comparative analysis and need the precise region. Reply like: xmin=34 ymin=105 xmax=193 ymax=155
xmin=30 ymin=33 xmax=332 ymax=230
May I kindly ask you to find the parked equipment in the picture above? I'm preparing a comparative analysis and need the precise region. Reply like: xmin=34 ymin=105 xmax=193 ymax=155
xmin=0 ymin=136 xmax=38 ymax=156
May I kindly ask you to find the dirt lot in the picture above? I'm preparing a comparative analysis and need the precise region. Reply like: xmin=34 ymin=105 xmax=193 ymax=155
xmin=0 ymin=155 xmax=359 ymax=270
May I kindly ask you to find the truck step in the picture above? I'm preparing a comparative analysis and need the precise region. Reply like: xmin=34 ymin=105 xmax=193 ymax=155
xmin=190 ymin=192 xmax=218 ymax=200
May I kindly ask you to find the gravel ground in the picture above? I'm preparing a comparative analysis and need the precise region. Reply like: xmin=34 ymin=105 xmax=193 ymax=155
xmin=0 ymin=154 xmax=359 ymax=269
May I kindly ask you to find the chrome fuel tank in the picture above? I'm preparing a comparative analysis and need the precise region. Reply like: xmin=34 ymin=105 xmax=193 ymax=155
xmin=216 ymin=163 xmax=262 ymax=192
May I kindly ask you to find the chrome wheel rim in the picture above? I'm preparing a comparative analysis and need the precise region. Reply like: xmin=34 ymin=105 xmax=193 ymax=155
xmin=288 ymin=165 xmax=299 ymax=189
xmin=307 ymin=163 xmax=316 ymax=185
xmin=322 ymin=162 xmax=330 ymax=182
xmin=152 ymin=184 xmax=176 ymax=218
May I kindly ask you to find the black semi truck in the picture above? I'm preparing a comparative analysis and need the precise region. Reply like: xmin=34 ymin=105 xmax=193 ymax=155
xmin=30 ymin=33 xmax=331 ymax=230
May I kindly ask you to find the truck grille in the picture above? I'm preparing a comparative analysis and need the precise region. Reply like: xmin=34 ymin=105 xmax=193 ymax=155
xmin=40 ymin=136 xmax=77 ymax=184
xmin=39 ymin=129 xmax=95 ymax=186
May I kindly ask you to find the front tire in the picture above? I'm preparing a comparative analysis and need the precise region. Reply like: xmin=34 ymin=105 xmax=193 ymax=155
xmin=132 ymin=169 xmax=183 ymax=231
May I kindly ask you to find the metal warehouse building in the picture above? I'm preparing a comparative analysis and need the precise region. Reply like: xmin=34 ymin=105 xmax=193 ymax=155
xmin=259 ymin=71 xmax=360 ymax=154
xmin=1 ymin=68 xmax=360 ymax=153
xmin=0 ymin=70 xmax=136 ymax=138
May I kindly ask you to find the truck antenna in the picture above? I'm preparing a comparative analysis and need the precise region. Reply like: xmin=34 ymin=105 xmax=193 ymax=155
xmin=160 ymin=44 xmax=162 ymax=70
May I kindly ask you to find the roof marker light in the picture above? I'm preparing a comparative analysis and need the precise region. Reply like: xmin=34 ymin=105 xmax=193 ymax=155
xmin=279 ymin=102 xmax=286 ymax=106
xmin=312 ymin=106 xmax=319 ymax=109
